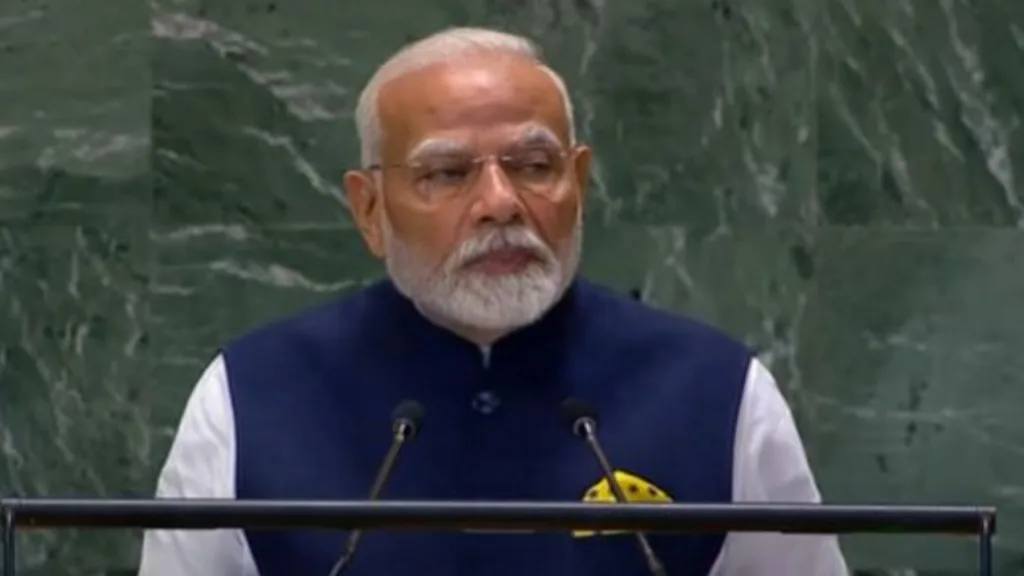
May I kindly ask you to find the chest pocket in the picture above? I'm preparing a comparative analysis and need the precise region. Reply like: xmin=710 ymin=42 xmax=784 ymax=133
xmin=568 ymin=469 xmax=678 ymax=575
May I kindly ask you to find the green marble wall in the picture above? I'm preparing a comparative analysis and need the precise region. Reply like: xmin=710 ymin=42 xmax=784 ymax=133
xmin=1 ymin=0 xmax=1022 ymax=574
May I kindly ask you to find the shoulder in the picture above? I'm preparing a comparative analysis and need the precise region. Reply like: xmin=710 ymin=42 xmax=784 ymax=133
xmin=221 ymin=280 xmax=387 ymax=358
xmin=217 ymin=281 xmax=411 ymax=402
xmin=576 ymin=279 xmax=755 ymax=362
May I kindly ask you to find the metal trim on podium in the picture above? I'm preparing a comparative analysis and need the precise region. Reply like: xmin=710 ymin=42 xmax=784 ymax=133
xmin=0 ymin=499 xmax=996 ymax=575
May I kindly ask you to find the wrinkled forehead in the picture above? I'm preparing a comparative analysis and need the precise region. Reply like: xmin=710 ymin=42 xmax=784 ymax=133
xmin=377 ymin=56 xmax=571 ymax=162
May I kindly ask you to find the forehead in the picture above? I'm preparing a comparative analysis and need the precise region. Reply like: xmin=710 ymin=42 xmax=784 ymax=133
xmin=376 ymin=54 xmax=570 ymax=158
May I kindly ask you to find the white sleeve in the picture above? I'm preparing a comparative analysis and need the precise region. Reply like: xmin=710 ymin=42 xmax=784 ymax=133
xmin=708 ymin=357 xmax=850 ymax=576
xmin=136 ymin=355 xmax=259 ymax=576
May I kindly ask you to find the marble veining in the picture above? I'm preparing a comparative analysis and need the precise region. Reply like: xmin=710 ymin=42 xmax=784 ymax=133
xmin=1 ymin=0 xmax=1022 ymax=573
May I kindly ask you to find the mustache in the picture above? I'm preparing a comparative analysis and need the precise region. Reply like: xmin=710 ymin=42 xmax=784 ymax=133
xmin=447 ymin=227 xmax=555 ymax=270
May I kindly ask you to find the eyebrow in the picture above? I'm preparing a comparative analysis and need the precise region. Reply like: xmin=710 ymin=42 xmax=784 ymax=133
xmin=404 ymin=124 xmax=564 ymax=163
xmin=513 ymin=125 xmax=562 ymax=149
xmin=406 ymin=139 xmax=470 ymax=163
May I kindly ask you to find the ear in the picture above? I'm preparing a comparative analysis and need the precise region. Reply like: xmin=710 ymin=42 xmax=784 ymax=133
xmin=343 ymin=169 xmax=386 ymax=259
xmin=571 ymin=145 xmax=592 ymax=205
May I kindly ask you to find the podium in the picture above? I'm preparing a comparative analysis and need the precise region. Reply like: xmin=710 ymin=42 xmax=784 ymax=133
xmin=0 ymin=498 xmax=996 ymax=575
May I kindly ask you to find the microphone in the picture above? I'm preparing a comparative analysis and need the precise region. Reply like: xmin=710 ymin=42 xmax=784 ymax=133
xmin=326 ymin=399 xmax=425 ymax=576
xmin=560 ymin=398 xmax=669 ymax=576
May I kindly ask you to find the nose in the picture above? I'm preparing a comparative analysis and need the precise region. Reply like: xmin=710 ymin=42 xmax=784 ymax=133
xmin=471 ymin=158 xmax=524 ymax=225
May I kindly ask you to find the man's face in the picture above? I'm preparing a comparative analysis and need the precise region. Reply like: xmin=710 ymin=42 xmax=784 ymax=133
xmin=345 ymin=53 xmax=591 ymax=339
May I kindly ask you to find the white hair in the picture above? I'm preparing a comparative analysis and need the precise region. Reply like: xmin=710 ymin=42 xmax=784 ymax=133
xmin=354 ymin=27 xmax=576 ymax=167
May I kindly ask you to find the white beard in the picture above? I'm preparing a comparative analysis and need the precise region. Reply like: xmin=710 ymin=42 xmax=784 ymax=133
xmin=381 ymin=216 xmax=582 ymax=332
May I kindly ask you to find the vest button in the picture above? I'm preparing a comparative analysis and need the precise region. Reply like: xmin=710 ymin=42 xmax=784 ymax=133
xmin=471 ymin=390 xmax=501 ymax=414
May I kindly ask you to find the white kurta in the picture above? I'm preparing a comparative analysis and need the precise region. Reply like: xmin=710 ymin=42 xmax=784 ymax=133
xmin=137 ymin=354 xmax=849 ymax=576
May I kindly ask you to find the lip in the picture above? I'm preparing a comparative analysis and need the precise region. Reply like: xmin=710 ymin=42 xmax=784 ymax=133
xmin=462 ymin=247 xmax=540 ymax=275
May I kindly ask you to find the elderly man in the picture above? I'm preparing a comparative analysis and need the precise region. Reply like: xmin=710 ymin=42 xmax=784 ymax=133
xmin=138 ymin=26 xmax=848 ymax=576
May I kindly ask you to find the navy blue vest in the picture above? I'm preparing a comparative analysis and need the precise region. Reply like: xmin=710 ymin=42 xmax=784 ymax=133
xmin=223 ymin=278 xmax=752 ymax=576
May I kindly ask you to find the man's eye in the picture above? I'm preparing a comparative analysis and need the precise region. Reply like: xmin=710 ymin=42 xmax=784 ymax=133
xmin=506 ymin=154 xmax=555 ymax=174
xmin=520 ymin=161 xmax=552 ymax=173
xmin=423 ymin=166 xmax=471 ymax=185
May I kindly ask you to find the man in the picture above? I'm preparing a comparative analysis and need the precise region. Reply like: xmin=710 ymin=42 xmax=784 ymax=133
xmin=138 ymin=26 xmax=848 ymax=576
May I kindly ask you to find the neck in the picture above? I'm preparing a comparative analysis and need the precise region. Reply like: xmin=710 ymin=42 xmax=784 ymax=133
xmin=413 ymin=304 xmax=514 ymax=347
xmin=392 ymin=270 xmax=579 ymax=348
